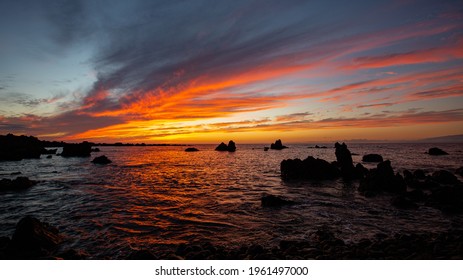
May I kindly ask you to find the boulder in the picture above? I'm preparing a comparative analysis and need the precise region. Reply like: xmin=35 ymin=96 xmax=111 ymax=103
xmin=264 ymin=147 xmax=269 ymax=151
xmin=359 ymin=160 xmax=406 ymax=196
xmin=428 ymin=186 xmax=463 ymax=214
xmin=362 ymin=154 xmax=383 ymax=162
xmin=0 ymin=134 xmax=46 ymax=161
xmin=281 ymin=156 xmax=340 ymax=180
xmin=91 ymin=148 xmax=100 ymax=152
xmin=185 ymin=147 xmax=199 ymax=152
xmin=46 ymin=155 xmax=52 ymax=159
xmin=41 ymin=149 xmax=57 ymax=155
xmin=456 ymin=167 xmax=463 ymax=177
xmin=413 ymin=169 xmax=426 ymax=180
xmin=427 ymin=147 xmax=448 ymax=155
xmin=0 ymin=177 xmax=37 ymax=192
xmin=61 ymin=142 xmax=91 ymax=157
xmin=215 ymin=140 xmax=236 ymax=152
xmin=432 ymin=170 xmax=459 ymax=185
xmin=334 ymin=142 xmax=356 ymax=179
xmin=91 ymin=155 xmax=112 ymax=164
xmin=261 ymin=194 xmax=295 ymax=207
xmin=270 ymin=139 xmax=288 ymax=150
xmin=9 ymin=216 xmax=63 ymax=258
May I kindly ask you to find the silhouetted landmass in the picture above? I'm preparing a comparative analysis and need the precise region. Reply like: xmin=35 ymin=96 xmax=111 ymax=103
xmin=427 ymin=147 xmax=449 ymax=155
xmin=0 ymin=134 xmax=46 ymax=161
xmin=91 ymin=155 xmax=112 ymax=164
xmin=270 ymin=139 xmax=287 ymax=150
xmin=215 ymin=140 xmax=236 ymax=152
xmin=419 ymin=134 xmax=463 ymax=143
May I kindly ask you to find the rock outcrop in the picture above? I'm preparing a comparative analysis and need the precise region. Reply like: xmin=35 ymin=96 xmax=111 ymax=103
xmin=362 ymin=154 xmax=383 ymax=162
xmin=270 ymin=139 xmax=288 ymax=150
xmin=185 ymin=147 xmax=199 ymax=152
xmin=0 ymin=177 xmax=37 ymax=192
xmin=91 ymin=155 xmax=112 ymax=164
xmin=427 ymin=147 xmax=448 ymax=155
xmin=215 ymin=141 xmax=236 ymax=152
xmin=359 ymin=160 xmax=406 ymax=196
xmin=0 ymin=134 xmax=46 ymax=161
xmin=281 ymin=156 xmax=340 ymax=180
xmin=61 ymin=142 xmax=92 ymax=157
xmin=334 ymin=142 xmax=356 ymax=179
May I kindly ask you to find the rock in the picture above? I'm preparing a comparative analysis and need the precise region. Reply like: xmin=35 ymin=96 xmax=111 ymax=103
xmin=46 ymin=155 xmax=52 ymax=159
xmin=9 ymin=216 xmax=63 ymax=258
xmin=41 ymin=149 xmax=57 ymax=155
xmin=432 ymin=170 xmax=459 ymax=184
xmin=261 ymin=194 xmax=295 ymax=207
xmin=91 ymin=155 xmax=112 ymax=164
xmin=215 ymin=140 xmax=236 ymax=152
xmin=362 ymin=154 xmax=384 ymax=162
xmin=270 ymin=139 xmax=288 ymax=150
xmin=61 ymin=142 xmax=91 ymax=157
xmin=335 ymin=142 xmax=356 ymax=179
xmin=456 ymin=167 xmax=463 ymax=177
xmin=0 ymin=134 xmax=46 ymax=161
xmin=281 ymin=156 xmax=340 ymax=180
xmin=315 ymin=145 xmax=327 ymax=149
xmin=413 ymin=169 xmax=426 ymax=180
xmin=428 ymin=186 xmax=463 ymax=214
xmin=185 ymin=147 xmax=199 ymax=152
xmin=391 ymin=196 xmax=418 ymax=210
xmin=264 ymin=147 xmax=269 ymax=151
xmin=427 ymin=147 xmax=448 ymax=155
xmin=355 ymin=163 xmax=369 ymax=179
xmin=359 ymin=160 xmax=406 ymax=196
xmin=91 ymin=148 xmax=100 ymax=152
xmin=0 ymin=177 xmax=37 ymax=192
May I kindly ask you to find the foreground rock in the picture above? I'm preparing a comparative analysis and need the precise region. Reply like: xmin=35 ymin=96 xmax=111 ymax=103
xmin=0 ymin=134 xmax=46 ymax=161
xmin=270 ymin=139 xmax=288 ymax=150
xmin=427 ymin=147 xmax=448 ymax=155
xmin=359 ymin=160 xmax=406 ymax=196
xmin=215 ymin=141 xmax=236 ymax=152
xmin=91 ymin=155 xmax=112 ymax=164
xmin=281 ymin=156 xmax=340 ymax=180
xmin=61 ymin=142 xmax=92 ymax=157
xmin=261 ymin=194 xmax=295 ymax=208
xmin=0 ymin=177 xmax=37 ymax=192
xmin=362 ymin=154 xmax=383 ymax=162
xmin=334 ymin=142 xmax=356 ymax=179
xmin=185 ymin=147 xmax=199 ymax=152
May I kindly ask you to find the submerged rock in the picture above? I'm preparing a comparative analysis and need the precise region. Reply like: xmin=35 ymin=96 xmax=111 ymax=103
xmin=427 ymin=147 xmax=448 ymax=155
xmin=0 ymin=177 xmax=37 ymax=192
xmin=270 ymin=139 xmax=288 ymax=150
xmin=261 ymin=194 xmax=295 ymax=207
xmin=215 ymin=140 xmax=236 ymax=152
xmin=362 ymin=154 xmax=384 ymax=162
xmin=281 ymin=156 xmax=340 ymax=180
xmin=185 ymin=147 xmax=199 ymax=152
xmin=91 ymin=155 xmax=112 ymax=164
xmin=61 ymin=142 xmax=91 ymax=157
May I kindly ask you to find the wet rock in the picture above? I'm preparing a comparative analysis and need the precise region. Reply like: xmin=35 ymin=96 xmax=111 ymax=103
xmin=61 ymin=142 xmax=91 ymax=157
xmin=427 ymin=147 xmax=448 ymax=155
xmin=9 ymin=216 xmax=63 ymax=258
xmin=355 ymin=163 xmax=369 ymax=179
xmin=215 ymin=140 xmax=236 ymax=152
xmin=359 ymin=160 xmax=406 ymax=196
xmin=432 ymin=170 xmax=459 ymax=184
xmin=91 ymin=155 xmax=112 ymax=164
xmin=281 ymin=156 xmax=340 ymax=180
xmin=10 ymin=171 xmax=21 ymax=175
xmin=335 ymin=142 xmax=356 ymax=179
xmin=41 ymin=149 xmax=57 ymax=155
xmin=391 ymin=196 xmax=418 ymax=210
xmin=46 ymin=155 xmax=52 ymax=159
xmin=261 ymin=194 xmax=295 ymax=207
xmin=0 ymin=177 xmax=37 ymax=192
xmin=185 ymin=147 xmax=199 ymax=152
xmin=270 ymin=139 xmax=288 ymax=150
xmin=0 ymin=134 xmax=46 ymax=161
xmin=362 ymin=154 xmax=384 ymax=162
xmin=91 ymin=148 xmax=100 ymax=152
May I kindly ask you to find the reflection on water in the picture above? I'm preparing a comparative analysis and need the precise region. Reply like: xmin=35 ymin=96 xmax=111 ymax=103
xmin=0 ymin=143 xmax=462 ymax=258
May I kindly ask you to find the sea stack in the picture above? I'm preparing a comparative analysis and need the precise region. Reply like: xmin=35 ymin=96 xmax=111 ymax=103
xmin=215 ymin=140 xmax=236 ymax=152
xmin=270 ymin=139 xmax=288 ymax=150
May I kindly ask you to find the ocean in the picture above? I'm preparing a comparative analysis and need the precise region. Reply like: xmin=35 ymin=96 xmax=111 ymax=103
xmin=1 ymin=143 xmax=462 ymax=258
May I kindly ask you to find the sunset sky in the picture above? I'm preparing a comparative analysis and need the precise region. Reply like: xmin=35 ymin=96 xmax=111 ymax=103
xmin=1 ymin=0 xmax=462 ymax=143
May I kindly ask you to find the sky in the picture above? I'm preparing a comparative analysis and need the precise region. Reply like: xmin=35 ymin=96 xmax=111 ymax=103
xmin=0 ymin=0 xmax=462 ymax=143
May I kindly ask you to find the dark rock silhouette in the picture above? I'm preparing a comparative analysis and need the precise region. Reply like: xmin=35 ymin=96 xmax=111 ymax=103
xmin=359 ymin=160 xmax=406 ymax=196
xmin=427 ymin=147 xmax=448 ymax=155
xmin=0 ymin=134 xmax=46 ymax=161
xmin=314 ymin=145 xmax=327 ymax=149
xmin=46 ymin=155 xmax=52 ymax=159
xmin=41 ymin=149 xmax=57 ymax=155
xmin=264 ymin=147 xmax=269 ymax=151
xmin=7 ymin=216 xmax=63 ymax=259
xmin=432 ymin=170 xmax=459 ymax=184
xmin=91 ymin=148 xmax=100 ymax=152
xmin=185 ymin=147 xmax=199 ymax=152
xmin=362 ymin=154 xmax=384 ymax=162
xmin=428 ymin=186 xmax=463 ymax=214
xmin=334 ymin=142 xmax=356 ymax=179
xmin=391 ymin=196 xmax=418 ymax=210
xmin=215 ymin=140 xmax=236 ymax=152
xmin=91 ymin=155 xmax=112 ymax=164
xmin=355 ymin=163 xmax=369 ymax=179
xmin=61 ymin=142 xmax=91 ymax=157
xmin=413 ymin=169 xmax=426 ymax=180
xmin=281 ymin=156 xmax=340 ymax=180
xmin=270 ymin=139 xmax=288 ymax=150
xmin=0 ymin=177 xmax=37 ymax=192
xmin=456 ymin=167 xmax=463 ymax=177
xmin=261 ymin=194 xmax=295 ymax=207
